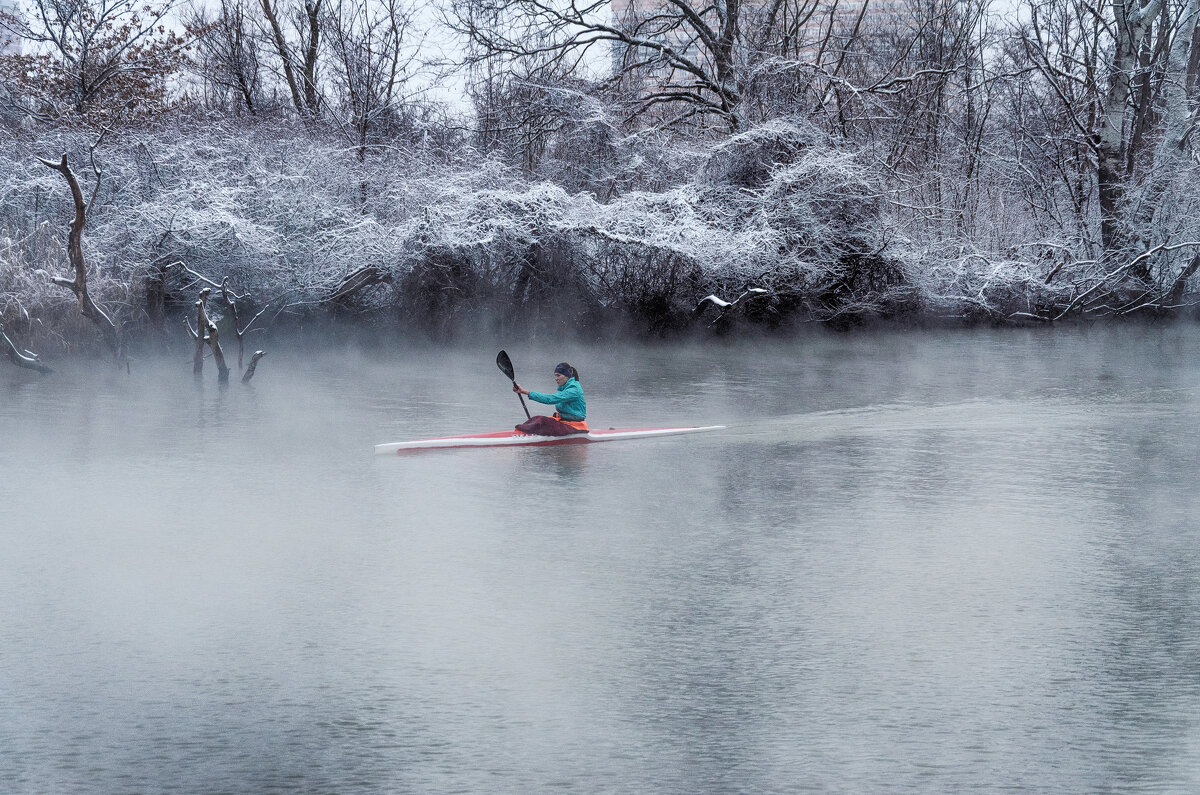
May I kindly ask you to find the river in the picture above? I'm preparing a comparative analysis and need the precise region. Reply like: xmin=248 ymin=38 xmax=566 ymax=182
xmin=2 ymin=326 xmax=1199 ymax=793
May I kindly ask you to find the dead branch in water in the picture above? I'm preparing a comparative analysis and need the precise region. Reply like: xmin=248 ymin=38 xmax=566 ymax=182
xmin=219 ymin=277 xmax=269 ymax=370
xmin=330 ymin=265 xmax=393 ymax=305
xmin=183 ymin=266 xmax=269 ymax=382
xmin=173 ymin=263 xmax=269 ymax=369
xmin=242 ymin=350 xmax=266 ymax=383
xmin=190 ymin=288 xmax=231 ymax=382
xmin=0 ymin=322 xmax=53 ymax=374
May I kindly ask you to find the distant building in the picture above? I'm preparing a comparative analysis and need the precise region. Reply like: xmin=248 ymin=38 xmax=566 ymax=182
xmin=0 ymin=0 xmax=20 ymax=56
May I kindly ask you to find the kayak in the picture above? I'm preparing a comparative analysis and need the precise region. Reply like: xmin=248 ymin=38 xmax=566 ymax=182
xmin=375 ymin=425 xmax=725 ymax=454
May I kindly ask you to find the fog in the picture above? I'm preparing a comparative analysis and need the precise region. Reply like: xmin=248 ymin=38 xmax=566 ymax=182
xmin=3 ymin=328 xmax=1200 ymax=792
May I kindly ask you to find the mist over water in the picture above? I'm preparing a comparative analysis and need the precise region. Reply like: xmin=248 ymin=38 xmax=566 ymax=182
xmin=3 ymin=326 xmax=1200 ymax=793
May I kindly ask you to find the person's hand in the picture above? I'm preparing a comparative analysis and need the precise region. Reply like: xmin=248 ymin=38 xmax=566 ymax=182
xmin=513 ymin=383 xmax=524 ymax=394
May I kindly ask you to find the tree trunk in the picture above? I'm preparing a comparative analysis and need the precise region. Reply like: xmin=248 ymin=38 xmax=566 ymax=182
xmin=302 ymin=1 xmax=322 ymax=113
xmin=193 ymin=289 xmax=212 ymax=374
xmin=261 ymin=0 xmax=306 ymax=113
xmin=1096 ymin=0 xmax=1163 ymax=259
xmin=1166 ymin=253 xmax=1200 ymax=305
xmin=194 ymin=288 xmax=231 ymax=381
xmin=38 ymin=154 xmax=121 ymax=357
xmin=713 ymin=0 xmax=743 ymax=130
xmin=207 ymin=320 xmax=231 ymax=383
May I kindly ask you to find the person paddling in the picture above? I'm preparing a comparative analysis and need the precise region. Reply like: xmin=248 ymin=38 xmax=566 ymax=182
xmin=512 ymin=362 xmax=588 ymax=435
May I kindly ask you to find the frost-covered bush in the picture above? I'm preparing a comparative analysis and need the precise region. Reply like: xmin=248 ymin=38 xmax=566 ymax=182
xmin=698 ymin=118 xmax=823 ymax=190
xmin=0 ymin=117 xmax=914 ymax=344
xmin=892 ymin=242 xmax=1064 ymax=320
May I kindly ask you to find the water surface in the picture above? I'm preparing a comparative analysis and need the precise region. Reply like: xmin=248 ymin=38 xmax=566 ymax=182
xmin=2 ymin=327 xmax=1199 ymax=792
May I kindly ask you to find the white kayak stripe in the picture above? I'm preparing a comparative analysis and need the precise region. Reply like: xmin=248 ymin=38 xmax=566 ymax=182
xmin=374 ymin=425 xmax=725 ymax=454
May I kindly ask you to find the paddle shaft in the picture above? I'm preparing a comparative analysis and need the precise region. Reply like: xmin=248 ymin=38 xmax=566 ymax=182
xmin=512 ymin=380 xmax=531 ymax=418
xmin=496 ymin=350 xmax=532 ymax=419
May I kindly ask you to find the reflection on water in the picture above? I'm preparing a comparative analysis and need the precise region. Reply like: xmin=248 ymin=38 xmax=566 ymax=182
xmin=523 ymin=444 xmax=591 ymax=481
xmin=2 ymin=327 xmax=1200 ymax=792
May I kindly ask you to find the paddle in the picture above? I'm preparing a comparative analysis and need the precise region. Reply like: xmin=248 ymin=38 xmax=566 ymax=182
xmin=496 ymin=350 xmax=531 ymax=419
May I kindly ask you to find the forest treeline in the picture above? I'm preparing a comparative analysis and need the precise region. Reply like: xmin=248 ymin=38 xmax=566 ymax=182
xmin=3 ymin=0 xmax=1200 ymax=360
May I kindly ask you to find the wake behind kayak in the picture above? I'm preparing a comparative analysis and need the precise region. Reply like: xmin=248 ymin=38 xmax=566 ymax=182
xmin=374 ymin=425 xmax=725 ymax=454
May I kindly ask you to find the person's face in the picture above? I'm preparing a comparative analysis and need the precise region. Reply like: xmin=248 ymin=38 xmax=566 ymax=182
xmin=553 ymin=372 xmax=568 ymax=386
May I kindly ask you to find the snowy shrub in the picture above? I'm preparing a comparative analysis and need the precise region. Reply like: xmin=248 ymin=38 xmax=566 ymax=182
xmin=698 ymin=118 xmax=823 ymax=191
xmin=759 ymin=147 xmax=886 ymax=283
xmin=0 ymin=119 xmax=907 ymax=343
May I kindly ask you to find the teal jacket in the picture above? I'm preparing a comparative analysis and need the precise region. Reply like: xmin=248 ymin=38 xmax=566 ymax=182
xmin=528 ymin=377 xmax=586 ymax=420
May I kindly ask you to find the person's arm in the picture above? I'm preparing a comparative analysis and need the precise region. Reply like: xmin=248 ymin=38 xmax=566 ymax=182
xmin=526 ymin=389 xmax=561 ymax=406
xmin=529 ymin=381 xmax=581 ymax=406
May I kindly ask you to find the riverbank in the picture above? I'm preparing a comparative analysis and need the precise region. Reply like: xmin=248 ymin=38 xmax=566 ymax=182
xmin=3 ymin=120 xmax=1199 ymax=361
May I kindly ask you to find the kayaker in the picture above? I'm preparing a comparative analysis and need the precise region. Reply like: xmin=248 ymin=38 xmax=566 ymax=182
xmin=512 ymin=362 xmax=588 ymax=435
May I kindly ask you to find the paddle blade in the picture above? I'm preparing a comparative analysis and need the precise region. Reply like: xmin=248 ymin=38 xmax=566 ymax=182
xmin=496 ymin=350 xmax=516 ymax=381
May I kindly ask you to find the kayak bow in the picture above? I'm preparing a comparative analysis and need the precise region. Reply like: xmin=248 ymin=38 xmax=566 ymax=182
xmin=374 ymin=425 xmax=724 ymax=454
